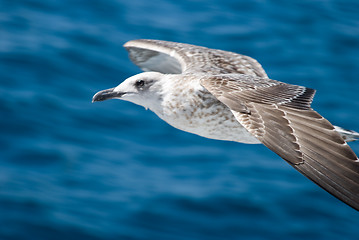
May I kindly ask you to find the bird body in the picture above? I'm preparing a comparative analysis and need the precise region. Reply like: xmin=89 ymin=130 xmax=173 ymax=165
xmin=93 ymin=39 xmax=359 ymax=210
xmin=140 ymin=73 xmax=260 ymax=143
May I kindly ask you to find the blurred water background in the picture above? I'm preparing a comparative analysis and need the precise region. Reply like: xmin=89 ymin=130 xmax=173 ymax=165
xmin=1 ymin=0 xmax=359 ymax=239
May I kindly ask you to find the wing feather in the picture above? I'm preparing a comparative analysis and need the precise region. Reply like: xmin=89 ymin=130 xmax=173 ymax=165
xmin=124 ymin=39 xmax=268 ymax=77
xmin=202 ymin=75 xmax=359 ymax=210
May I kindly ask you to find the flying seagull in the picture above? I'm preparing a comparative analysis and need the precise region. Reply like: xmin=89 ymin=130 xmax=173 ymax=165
xmin=93 ymin=39 xmax=359 ymax=210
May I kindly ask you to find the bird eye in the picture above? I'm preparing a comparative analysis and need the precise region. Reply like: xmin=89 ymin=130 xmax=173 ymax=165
xmin=135 ymin=80 xmax=145 ymax=88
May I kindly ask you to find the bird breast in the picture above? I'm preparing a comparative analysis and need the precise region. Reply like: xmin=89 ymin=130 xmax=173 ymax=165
xmin=156 ymin=84 xmax=261 ymax=144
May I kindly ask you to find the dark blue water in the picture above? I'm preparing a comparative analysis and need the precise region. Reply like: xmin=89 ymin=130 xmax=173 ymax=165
xmin=1 ymin=0 xmax=359 ymax=239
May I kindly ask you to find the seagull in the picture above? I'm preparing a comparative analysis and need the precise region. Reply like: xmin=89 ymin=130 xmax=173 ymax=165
xmin=93 ymin=39 xmax=359 ymax=210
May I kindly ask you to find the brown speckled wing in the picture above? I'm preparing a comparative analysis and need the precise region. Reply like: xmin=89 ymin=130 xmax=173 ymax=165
xmin=202 ymin=74 xmax=359 ymax=211
xmin=123 ymin=39 xmax=268 ymax=78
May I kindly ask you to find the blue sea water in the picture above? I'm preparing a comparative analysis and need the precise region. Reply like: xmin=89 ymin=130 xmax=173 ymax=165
xmin=1 ymin=0 xmax=359 ymax=239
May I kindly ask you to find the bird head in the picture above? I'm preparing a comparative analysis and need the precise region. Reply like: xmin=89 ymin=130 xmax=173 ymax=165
xmin=92 ymin=72 xmax=165 ymax=110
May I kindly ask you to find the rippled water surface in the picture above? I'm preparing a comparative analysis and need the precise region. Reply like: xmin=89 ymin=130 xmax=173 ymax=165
xmin=1 ymin=0 xmax=359 ymax=239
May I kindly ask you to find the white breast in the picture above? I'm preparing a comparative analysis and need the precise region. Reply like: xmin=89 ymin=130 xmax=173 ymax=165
xmin=152 ymin=78 xmax=260 ymax=144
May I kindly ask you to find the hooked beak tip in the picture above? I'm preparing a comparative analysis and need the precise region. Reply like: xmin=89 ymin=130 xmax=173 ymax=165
xmin=92 ymin=88 xmax=119 ymax=103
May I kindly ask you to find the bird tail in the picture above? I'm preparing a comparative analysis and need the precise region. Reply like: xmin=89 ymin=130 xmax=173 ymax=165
xmin=334 ymin=126 xmax=359 ymax=142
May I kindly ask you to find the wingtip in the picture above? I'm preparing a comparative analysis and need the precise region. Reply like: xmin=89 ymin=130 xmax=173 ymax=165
xmin=123 ymin=39 xmax=153 ymax=49
xmin=123 ymin=40 xmax=136 ymax=48
xmin=334 ymin=126 xmax=359 ymax=142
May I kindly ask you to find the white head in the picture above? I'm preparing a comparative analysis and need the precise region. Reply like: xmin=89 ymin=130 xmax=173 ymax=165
xmin=92 ymin=72 xmax=166 ymax=110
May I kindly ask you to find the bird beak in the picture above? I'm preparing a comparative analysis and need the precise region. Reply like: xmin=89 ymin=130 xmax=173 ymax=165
xmin=92 ymin=88 xmax=125 ymax=102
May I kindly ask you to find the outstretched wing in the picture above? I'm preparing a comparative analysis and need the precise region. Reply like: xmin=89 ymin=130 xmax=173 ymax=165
xmin=201 ymin=74 xmax=359 ymax=210
xmin=124 ymin=39 xmax=268 ymax=78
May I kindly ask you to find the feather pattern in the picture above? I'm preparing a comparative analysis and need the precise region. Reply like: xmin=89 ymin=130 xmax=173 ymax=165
xmin=124 ymin=39 xmax=268 ymax=77
xmin=202 ymin=74 xmax=359 ymax=210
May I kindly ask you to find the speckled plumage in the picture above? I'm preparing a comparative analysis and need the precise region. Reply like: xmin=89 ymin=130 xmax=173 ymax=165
xmin=93 ymin=39 xmax=359 ymax=211
xmin=125 ymin=39 xmax=268 ymax=77
xmin=155 ymin=74 xmax=260 ymax=143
